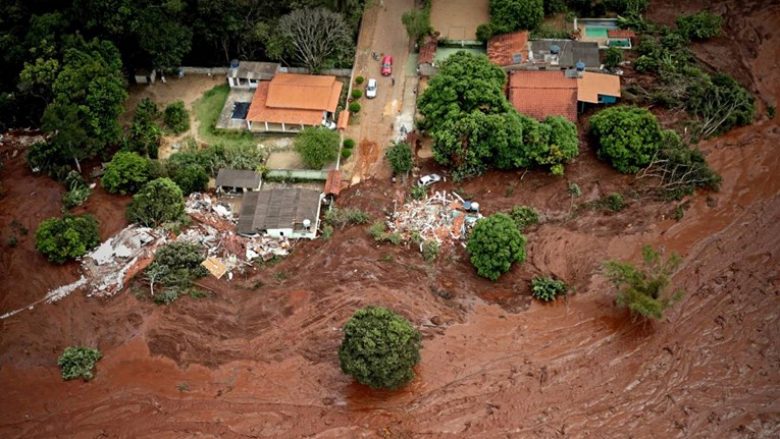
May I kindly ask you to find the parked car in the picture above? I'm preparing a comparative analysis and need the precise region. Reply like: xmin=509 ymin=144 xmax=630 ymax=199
xmin=321 ymin=118 xmax=336 ymax=130
xmin=366 ymin=78 xmax=377 ymax=98
xmin=381 ymin=55 xmax=393 ymax=76
xmin=417 ymin=173 xmax=442 ymax=186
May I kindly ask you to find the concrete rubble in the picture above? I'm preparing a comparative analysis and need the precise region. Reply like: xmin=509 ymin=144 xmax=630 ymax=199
xmin=387 ymin=190 xmax=482 ymax=246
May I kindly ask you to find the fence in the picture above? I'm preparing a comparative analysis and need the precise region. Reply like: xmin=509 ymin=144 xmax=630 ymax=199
xmin=265 ymin=169 xmax=329 ymax=181
xmin=283 ymin=67 xmax=353 ymax=77
xmin=179 ymin=66 xmax=230 ymax=75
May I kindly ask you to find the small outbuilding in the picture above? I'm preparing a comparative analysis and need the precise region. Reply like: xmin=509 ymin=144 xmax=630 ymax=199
xmin=237 ymin=188 xmax=323 ymax=239
xmin=215 ymin=168 xmax=262 ymax=194
xmin=227 ymin=61 xmax=281 ymax=89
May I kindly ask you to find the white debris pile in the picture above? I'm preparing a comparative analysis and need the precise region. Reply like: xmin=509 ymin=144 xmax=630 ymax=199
xmin=82 ymin=226 xmax=167 ymax=297
xmin=245 ymin=235 xmax=292 ymax=262
xmin=186 ymin=192 xmax=234 ymax=224
xmin=388 ymin=190 xmax=482 ymax=245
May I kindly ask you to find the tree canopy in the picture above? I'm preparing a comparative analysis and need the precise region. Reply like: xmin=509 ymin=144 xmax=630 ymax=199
xmin=489 ymin=0 xmax=544 ymax=33
xmin=589 ymin=105 xmax=663 ymax=174
xmin=271 ymin=8 xmax=353 ymax=72
xmin=467 ymin=213 xmax=527 ymax=280
xmin=35 ymin=214 xmax=100 ymax=263
xmin=385 ymin=142 xmax=413 ymax=175
xmin=101 ymin=151 xmax=153 ymax=195
xmin=126 ymin=178 xmax=185 ymax=226
xmin=338 ymin=306 xmax=422 ymax=389
xmin=294 ymin=127 xmax=340 ymax=169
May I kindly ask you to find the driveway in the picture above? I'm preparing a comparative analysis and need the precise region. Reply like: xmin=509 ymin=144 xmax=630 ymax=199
xmin=344 ymin=0 xmax=416 ymax=183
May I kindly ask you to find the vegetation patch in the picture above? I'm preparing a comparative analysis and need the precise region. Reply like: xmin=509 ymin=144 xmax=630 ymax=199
xmin=35 ymin=214 xmax=100 ymax=263
xmin=467 ymin=213 xmax=527 ymax=281
xmin=531 ymin=276 xmax=567 ymax=302
xmin=294 ymin=127 xmax=340 ymax=169
xmin=143 ymin=241 xmax=208 ymax=303
xmin=508 ymin=205 xmax=539 ymax=231
xmin=101 ymin=151 xmax=152 ymax=195
xmin=193 ymin=85 xmax=257 ymax=151
xmin=126 ymin=178 xmax=185 ymax=227
xmin=324 ymin=207 xmax=370 ymax=229
xmin=163 ymin=101 xmax=190 ymax=134
xmin=58 ymin=346 xmax=102 ymax=381
xmin=386 ymin=142 xmax=413 ymax=175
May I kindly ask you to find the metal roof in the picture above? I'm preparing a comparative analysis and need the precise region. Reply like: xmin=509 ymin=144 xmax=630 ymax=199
xmin=216 ymin=168 xmax=262 ymax=189
xmin=237 ymin=188 xmax=321 ymax=234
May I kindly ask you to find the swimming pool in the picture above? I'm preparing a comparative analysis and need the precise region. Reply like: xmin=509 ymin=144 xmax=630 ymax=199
xmin=585 ymin=26 xmax=609 ymax=38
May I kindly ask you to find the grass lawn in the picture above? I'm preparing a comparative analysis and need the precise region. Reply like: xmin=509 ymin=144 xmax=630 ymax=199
xmin=192 ymin=84 xmax=258 ymax=150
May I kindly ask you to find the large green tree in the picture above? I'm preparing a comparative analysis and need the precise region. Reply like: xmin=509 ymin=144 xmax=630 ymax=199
xmin=126 ymin=178 xmax=185 ymax=226
xmin=35 ymin=214 xmax=101 ymax=264
xmin=101 ymin=151 xmax=152 ymax=195
xmin=467 ymin=213 xmax=527 ymax=281
xmin=129 ymin=98 xmax=162 ymax=158
xmin=589 ymin=105 xmax=663 ymax=174
xmin=338 ymin=306 xmax=422 ymax=389
xmin=489 ymin=0 xmax=544 ymax=33
xmin=294 ymin=127 xmax=340 ymax=169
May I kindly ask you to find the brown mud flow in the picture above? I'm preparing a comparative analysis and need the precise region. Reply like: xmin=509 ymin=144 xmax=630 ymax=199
xmin=1 ymin=0 xmax=779 ymax=437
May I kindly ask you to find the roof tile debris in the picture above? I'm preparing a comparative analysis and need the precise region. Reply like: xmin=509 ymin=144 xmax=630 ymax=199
xmin=508 ymin=70 xmax=578 ymax=122
xmin=487 ymin=31 xmax=530 ymax=66
xmin=324 ymin=170 xmax=343 ymax=196
xmin=418 ymin=35 xmax=438 ymax=65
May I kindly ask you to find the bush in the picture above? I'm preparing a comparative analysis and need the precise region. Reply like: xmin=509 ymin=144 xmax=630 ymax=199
xmin=35 ymin=214 xmax=100 ymax=263
xmin=604 ymin=245 xmax=684 ymax=321
xmin=604 ymin=47 xmax=623 ymax=69
xmin=101 ymin=151 xmax=152 ymax=194
xmin=62 ymin=171 xmax=91 ymax=209
xmin=126 ymin=178 xmax=184 ymax=226
xmin=508 ymin=205 xmax=539 ymax=231
xmin=589 ymin=105 xmax=663 ymax=174
xmin=490 ymin=0 xmax=544 ymax=33
xmin=476 ymin=22 xmax=496 ymax=42
xmin=169 ymin=143 xmax=266 ymax=177
xmin=294 ymin=127 xmax=340 ymax=169
xmin=531 ymin=276 xmax=567 ymax=302
xmin=467 ymin=213 xmax=527 ymax=280
xmin=676 ymin=11 xmax=722 ymax=41
xmin=324 ymin=208 xmax=370 ymax=228
xmin=402 ymin=8 xmax=432 ymax=44
xmin=368 ymin=221 xmax=387 ymax=241
xmin=341 ymin=148 xmax=352 ymax=160
xmin=422 ymin=240 xmax=439 ymax=262
xmin=163 ymin=101 xmax=190 ymax=134
xmin=144 ymin=241 xmax=208 ymax=299
xmin=385 ymin=142 xmax=413 ymax=175
xmin=348 ymin=102 xmax=361 ymax=114
xmin=169 ymin=163 xmax=208 ymax=195
xmin=602 ymin=193 xmax=625 ymax=211
xmin=355 ymin=76 xmax=365 ymax=85
xmin=338 ymin=306 xmax=422 ymax=389
xmin=410 ymin=185 xmax=427 ymax=200
xmin=58 ymin=346 xmax=102 ymax=381
xmin=343 ymin=138 xmax=356 ymax=149
xmin=351 ymin=89 xmax=363 ymax=99
xmin=129 ymin=98 xmax=162 ymax=158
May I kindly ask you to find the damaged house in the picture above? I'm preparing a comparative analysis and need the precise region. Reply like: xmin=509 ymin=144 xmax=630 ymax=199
xmin=237 ymin=188 xmax=323 ymax=240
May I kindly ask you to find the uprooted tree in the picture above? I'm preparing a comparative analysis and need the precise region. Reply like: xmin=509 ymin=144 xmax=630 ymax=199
xmin=339 ymin=306 xmax=422 ymax=389
xmin=143 ymin=241 xmax=208 ymax=302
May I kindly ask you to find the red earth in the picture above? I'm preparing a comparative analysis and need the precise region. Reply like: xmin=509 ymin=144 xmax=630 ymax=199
xmin=1 ymin=1 xmax=779 ymax=437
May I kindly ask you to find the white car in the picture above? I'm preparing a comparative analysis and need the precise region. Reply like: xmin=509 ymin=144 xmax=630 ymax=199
xmin=321 ymin=118 xmax=337 ymax=130
xmin=417 ymin=173 xmax=442 ymax=187
xmin=365 ymin=78 xmax=377 ymax=99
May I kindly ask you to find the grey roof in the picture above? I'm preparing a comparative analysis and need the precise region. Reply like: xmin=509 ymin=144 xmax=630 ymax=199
xmin=530 ymin=40 xmax=600 ymax=68
xmin=230 ymin=61 xmax=280 ymax=81
xmin=237 ymin=188 xmax=321 ymax=234
xmin=216 ymin=168 xmax=262 ymax=189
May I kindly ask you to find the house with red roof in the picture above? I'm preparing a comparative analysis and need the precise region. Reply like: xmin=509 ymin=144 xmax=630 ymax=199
xmin=507 ymin=70 xmax=578 ymax=122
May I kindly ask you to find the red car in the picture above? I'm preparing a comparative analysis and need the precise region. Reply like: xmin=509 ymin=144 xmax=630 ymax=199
xmin=381 ymin=55 xmax=393 ymax=76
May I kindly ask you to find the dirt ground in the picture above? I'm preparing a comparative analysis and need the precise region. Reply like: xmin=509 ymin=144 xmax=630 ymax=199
xmin=430 ymin=0 xmax=489 ymax=41
xmin=1 ymin=1 xmax=779 ymax=437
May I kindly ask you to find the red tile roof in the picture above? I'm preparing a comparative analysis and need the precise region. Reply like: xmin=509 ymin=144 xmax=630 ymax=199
xmin=337 ymin=110 xmax=349 ymax=131
xmin=418 ymin=35 xmax=437 ymax=65
xmin=247 ymin=82 xmax=325 ymax=126
xmin=324 ymin=170 xmax=343 ymax=196
xmin=487 ymin=31 xmax=530 ymax=66
xmin=608 ymin=29 xmax=636 ymax=39
xmin=508 ymin=71 xmax=578 ymax=122
xmin=265 ymin=73 xmax=342 ymax=112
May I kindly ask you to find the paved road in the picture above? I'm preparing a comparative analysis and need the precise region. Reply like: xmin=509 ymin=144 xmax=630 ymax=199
xmin=345 ymin=0 xmax=416 ymax=183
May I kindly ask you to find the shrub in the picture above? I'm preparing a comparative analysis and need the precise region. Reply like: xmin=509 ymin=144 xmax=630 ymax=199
xmin=604 ymin=245 xmax=684 ymax=321
xmin=402 ymin=8 xmax=432 ymax=44
xmin=338 ymin=306 xmax=422 ymax=389
xmin=531 ymin=276 xmax=567 ymax=302
xmin=348 ymin=102 xmax=361 ymax=114
xmin=355 ymin=76 xmax=365 ymax=85
xmin=126 ymin=178 xmax=185 ymax=226
xmin=62 ymin=171 xmax=91 ymax=209
xmin=101 ymin=151 xmax=152 ymax=194
xmin=385 ymin=142 xmax=413 ymax=175
xmin=604 ymin=47 xmax=623 ymax=69
xmin=422 ymin=240 xmax=439 ymax=262
xmin=589 ymin=105 xmax=663 ymax=174
xmin=343 ymin=138 xmax=356 ymax=149
xmin=676 ymin=11 xmax=722 ymax=41
xmin=476 ymin=22 xmax=496 ymax=42
xmin=163 ymin=101 xmax=190 ymax=134
xmin=129 ymin=98 xmax=162 ymax=158
xmin=341 ymin=148 xmax=352 ymax=160
xmin=602 ymin=193 xmax=625 ymax=211
xmin=294 ymin=127 xmax=340 ymax=169
xmin=58 ymin=346 xmax=102 ymax=381
xmin=368 ymin=221 xmax=387 ymax=241
xmin=169 ymin=163 xmax=208 ymax=195
xmin=169 ymin=143 xmax=266 ymax=176
xmin=351 ymin=89 xmax=363 ymax=99
xmin=508 ymin=205 xmax=539 ymax=231
xmin=410 ymin=185 xmax=427 ymax=200
xmin=467 ymin=213 xmax=527 ymax=280
xmin=35 ymin=214 xmax=100 ymax=263
xmin=324 ymin=208 xmax=370 ymax=228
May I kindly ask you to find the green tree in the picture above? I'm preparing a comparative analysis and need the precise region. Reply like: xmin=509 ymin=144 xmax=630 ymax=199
xmin=144 ymin=241 xmax=208 ymax=298
xmin=589 ymin=105 xmax=663 ymax=174
xmin=537 ymin=116 xmax=579 ymax=175
xmin=35 ymin=214 xmax=100 ymax=263
xmin=489 ymin=0 xmax=545 ymax=33
xmin=276 ymin=8 xmax=352 ymax=72
xmin=467 ymin=213 xmax=527 ymax=280
xmin=101 ymin=151 xmax=152 ymax=194
xmin=58 ymin=346 xmax=102 ymax=381
xmin=169 ymin=163 xmax=209 ymax=195
xmin=604 ymin=47 xmax=623 ymax=69
xmin=163 ymin=100 xmax=190 ymax=134
xmin=402 ymin=9 xmax=431 ymax=44
xmin=604 ymin=245 xmax=684 ymax=321
xmin=294 ymin=127 xmax=340 ymax=169
xmin=129 ymin=98 xmax=162 ymax=158
xmin=338 ymin=306 xmax=422 ymax=389
xmin=685 ymin=73 xmax=754 ymax=137
xmin=133 ymin=2 xmax=193 ymax=70
xmin=676 ymin=11 xmax=722 ymax=41
xmin=385 ymin=141 xmax=413 ymax=175
xmin=126 ymin=178 xmax=184 ymax=226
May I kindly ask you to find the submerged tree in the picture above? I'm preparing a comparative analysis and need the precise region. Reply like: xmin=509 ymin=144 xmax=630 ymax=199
xmin=603 ymin=245 xmax=684 ymax=321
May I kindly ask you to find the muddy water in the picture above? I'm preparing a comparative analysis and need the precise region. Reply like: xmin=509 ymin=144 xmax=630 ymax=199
xmin=2 ymin=1 xmax=780 ymax=437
